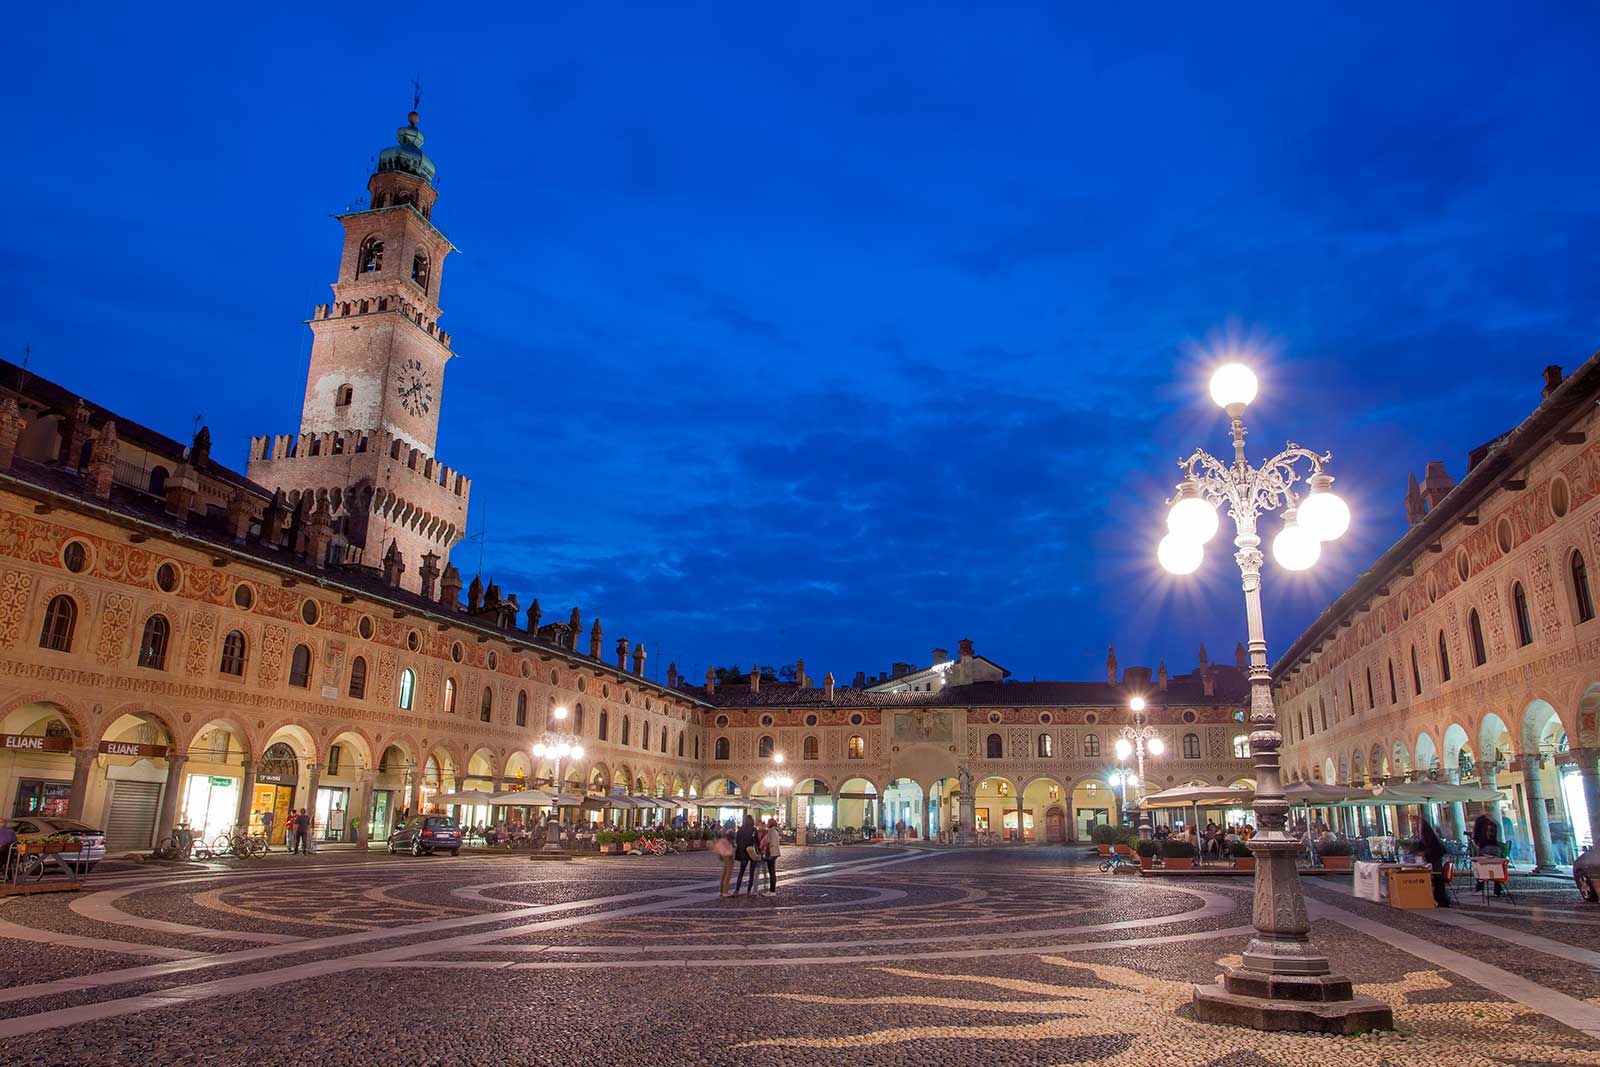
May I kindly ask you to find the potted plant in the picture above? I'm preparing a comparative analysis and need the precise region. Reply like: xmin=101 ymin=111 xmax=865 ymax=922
xmin=1231 ymin=839 xmax=1255 ymax=871
xmin=596 ymin=830 xmax=618 ymax=854
xmin=620 ymin=830 xmax=639 ymax=853
xmin=1161 ymin=838 xmax=1197 ymax=870
xmin=1091 ymin=823 xmax=1118 ymax=856
xmin=1135 ymin=838 xmax=1158 ymax=870
xmin=1318 ymin=838 xmax=1353 ymax=870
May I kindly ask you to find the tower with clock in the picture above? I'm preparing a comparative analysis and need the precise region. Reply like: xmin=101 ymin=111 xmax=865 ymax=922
xmin=248 ymin=105 xmax=470 ymax=591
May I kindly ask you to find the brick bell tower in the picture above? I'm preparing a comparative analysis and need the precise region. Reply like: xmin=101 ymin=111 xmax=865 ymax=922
xmin=248 ymin=105 xmax=470 ymax=591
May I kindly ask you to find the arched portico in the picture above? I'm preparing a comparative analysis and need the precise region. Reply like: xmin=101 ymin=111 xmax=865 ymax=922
xmin=1069 ymin=776 xmax=1117 ymax=840
xmin=1020 ymin=776 xmax=1068 ymax=843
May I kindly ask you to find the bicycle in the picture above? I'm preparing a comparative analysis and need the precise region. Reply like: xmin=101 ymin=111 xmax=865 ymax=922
xmin=1099 ymin=851 xmax=1136 ymax=873
xmin=211 ymin=828 xmax=266 ymax=859
xmin=150 ymin=826 xmax=195 ymax=861
xmin=633 ymin=836 xmax=668 ymax=857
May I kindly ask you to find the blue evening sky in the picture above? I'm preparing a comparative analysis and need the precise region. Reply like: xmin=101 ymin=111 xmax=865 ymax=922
xmin=7 ymin=6 xmax=1600 ymax=687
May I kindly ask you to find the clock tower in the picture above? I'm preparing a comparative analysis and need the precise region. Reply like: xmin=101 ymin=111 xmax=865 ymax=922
xmin=248 ymin=107 xmax=471 ymax=590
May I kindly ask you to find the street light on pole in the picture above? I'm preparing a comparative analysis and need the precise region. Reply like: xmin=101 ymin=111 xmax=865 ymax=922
xmin=1162 ymin=361 xmax=1390 ymax=1032
xmin=532 ymin=705 xmax=584 ymax=855
xmin=1116 ymin=695 xmax=1165 ymax=839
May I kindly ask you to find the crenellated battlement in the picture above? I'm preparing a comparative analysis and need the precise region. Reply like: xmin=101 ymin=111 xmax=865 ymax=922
xmin=312 ymin=297 xmax=452 ymax=349
xmin=249 ymin=429 xmax=471 ymax=499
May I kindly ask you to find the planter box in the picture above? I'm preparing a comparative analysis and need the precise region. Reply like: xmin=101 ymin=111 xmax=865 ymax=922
xmin=597 ymin=844 xmax=616 ymax=854
xmin=1113 ymin=844 xmax=1135 ymax=857
xmin=1164 ymin=857 xmax=1195 ymax=870
xmin=1233 ymin=857 xmax=1255 ymax=872
xmin=622 ymin=842 xmax=634 ymax=853
xmin=1096 ymin=844 xmax=1112 ymax=856
xmin=1321 ymin=855 xmax=1352 ymax=870
xmin=1138 ymin=855 xmax=1153 ymax=870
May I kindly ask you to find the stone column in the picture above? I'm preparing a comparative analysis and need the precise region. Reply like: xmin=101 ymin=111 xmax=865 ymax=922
xmin=304 ymin=760 xmax=323 ymax=853
xmin=235 ymin=759 xmax=258 ymax=830
xmin=1446 ymin=768 xmax=1468 ymax=844
xmin=64 ymin=748 xmax=98 ymax=822
xmin=1572 ymin=750 xmax=1600 ymax=853
xmin=1521 ymin=752 xmax=1557 ymax=871
xmin=155 ymin=754 xmax=190 ymax=842
xmin=408 ymin=772 xmax=422 ymax=816
xmin=355 ymin=772 xmax=376 ymax=848
xmin=917 ymin=784 xmax=930 ymax=841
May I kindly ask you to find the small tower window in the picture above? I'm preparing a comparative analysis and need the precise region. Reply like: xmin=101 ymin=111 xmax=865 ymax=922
xmin=359 ymin=236 xmax=384 ymax=274
xmin=138 ymin=614 xmax=170 ymax=670
xmin=412 ymin=252 xmax=430 ymax=292
xmin=288 ymin=644 xmax=311 ymax=688
xmin=986 ymin=733 xmax=1003 ymax=759
xmin=335 ymin=384 xmax=353 ymax=408
xmin=803 ymin=735 xmax=819 ymax=760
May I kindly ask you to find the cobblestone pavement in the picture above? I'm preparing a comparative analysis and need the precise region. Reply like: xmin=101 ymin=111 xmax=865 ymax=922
xmin=0 ymin=845 xmax=1596 ymax=1065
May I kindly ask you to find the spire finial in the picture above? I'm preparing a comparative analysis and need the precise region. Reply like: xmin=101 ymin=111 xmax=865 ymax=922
xmin=409 ymin=78 xmax=422 ymax=125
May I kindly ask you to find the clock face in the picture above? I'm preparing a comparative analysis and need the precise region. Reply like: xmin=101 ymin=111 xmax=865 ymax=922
xmin=395 ymin=358 xmax=434 ymax=417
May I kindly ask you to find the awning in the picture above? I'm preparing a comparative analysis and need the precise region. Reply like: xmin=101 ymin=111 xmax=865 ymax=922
xmin=1140 ymin=785 xmax=1255 ymax=809
xmin=1372 ymin=781 xmax=1504 ymax=804
xmin=486 ymin=790 xmax=554 ymax=806
xmin=433 ymin=789 xmax=500 ymax=805
xmin=1284 ymin=782 xmax=1369 ymax=805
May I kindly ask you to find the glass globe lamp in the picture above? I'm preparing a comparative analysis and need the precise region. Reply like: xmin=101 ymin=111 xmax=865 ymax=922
xmin=1209 ymin=363 xmax=1259 ymax=411
xmin=1128 ymin=696 xmax=1146 ymax=712
xmin=1298 ymin=474 xmax=1350 ymax=542
xmin=1158 ymin=533 xmax=1204 ymax=575
xmin=1115 ymin=738 xmax=1133 ymax=761
xmin=1272 ymin=511 xmax=1321 ymax=571
xmin=1167 ymin=482 xmax=1220 ymax=544
xmin=1149 ymin=737 xmax=1165 ymax=756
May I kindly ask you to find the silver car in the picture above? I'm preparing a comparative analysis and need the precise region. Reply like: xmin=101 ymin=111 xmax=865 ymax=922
xmin=1576 ymin=844 xmax=1598 ymax=903
xmin=9 ymin=817 xmax=108 ymax=875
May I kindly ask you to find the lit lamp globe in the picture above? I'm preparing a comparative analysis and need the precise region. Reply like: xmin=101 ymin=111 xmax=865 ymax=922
xmin=1158 ymin=532 xmax=1204 ymax=575
xmin=1209 ymin=363 xmax=1259 ymax=411
xmin=1167 ymin=484 xmax=1219 ymax=544
xmin=532 ymin=743 xmax=546 ymax=758
xmin=570 ymin=745 xmax=584 ymax=761
xmin=552 ymin=705 xmax=569 ymax=722
xmin=1299 ymin=476 xmax=1351 ymax=542
xmin=1128 ymin=696 xmax=1146 ymax=712
xmin=1115 ymin=738 xmax=1133 ymax=761
xmin=1148 ymin=737 xmax=1165 ymax=756
xmin=1272 ymin=512 xmax=1321 ymax=571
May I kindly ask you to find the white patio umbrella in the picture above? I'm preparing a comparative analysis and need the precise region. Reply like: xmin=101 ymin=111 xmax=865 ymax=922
xmin=486 ymin=790 xmax=554 ymax=807
xmin=432 ymin=789 xmax=500 ymax=805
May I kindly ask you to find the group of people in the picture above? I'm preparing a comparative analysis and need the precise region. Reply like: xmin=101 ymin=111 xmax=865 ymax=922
xmin=712 ymin=813 xmax=781 ymax=897
xmin=1153 ymin=820 xmax=1255 ymax=859
xmin=258 ymin=808 xmax=313 ymax=854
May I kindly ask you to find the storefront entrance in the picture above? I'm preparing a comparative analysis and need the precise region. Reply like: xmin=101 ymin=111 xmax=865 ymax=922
xmin=316 ymin=786 xmax=350 ymax=842
xmin=369 ymin=789 xmax=393 ymax=841
xmin=252 ymin=783 xmax=294 ymax=844
xmin=183 ymin=774 xmax=239 ymax=843
xmin=1044 ymin=807 xmax=1066 ymax=843
xmin=12 ymin=777 xmax=72 ymax=817
xmin=1076 ymin=806 xmax=1110 ymax=840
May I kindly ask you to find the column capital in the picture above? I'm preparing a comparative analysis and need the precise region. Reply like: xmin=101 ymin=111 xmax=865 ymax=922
xmin=72 ymin=746 xmax=98 ymax=765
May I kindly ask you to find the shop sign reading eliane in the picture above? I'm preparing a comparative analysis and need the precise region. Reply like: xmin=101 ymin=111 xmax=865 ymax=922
xmin=1 ymin=733 xmax=73 ymax=753
xmin=98 ymin=740 xmax=170 ymax=758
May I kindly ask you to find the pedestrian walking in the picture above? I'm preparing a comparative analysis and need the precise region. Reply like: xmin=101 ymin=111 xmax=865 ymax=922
xmin=1472 ymin=812 xmax=1504 ymax=897
xmin=289 ymin=809 xmax=304 ymax=854
xmin=260 ymin=808 xmax=275 ymax=852
xmin=297 ymin=809 xmax=312 ymax=853
xmin=1420 ymin=818 xmax=1451 ymax=908
xmin=713 ymin=829 xmax=735 ymax=897
xmin=735 ymin=813 xmax=761 ymax=896
xmin=761 ymin=817 xmax=781 ymax=894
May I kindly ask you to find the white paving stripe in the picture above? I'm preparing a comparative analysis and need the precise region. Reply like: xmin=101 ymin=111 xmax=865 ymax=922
xmin=0 ymin=918 xmax=203 ymax=961
xmin=0 ymin=849 xmax=933 ymax=1023
xmin=1310 ymin=899 xmax=1600 ymax=1039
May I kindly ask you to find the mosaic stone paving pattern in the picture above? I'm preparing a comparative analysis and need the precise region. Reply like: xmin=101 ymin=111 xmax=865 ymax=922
xmin=0 ymin=845 xmax=1595 ymax=1065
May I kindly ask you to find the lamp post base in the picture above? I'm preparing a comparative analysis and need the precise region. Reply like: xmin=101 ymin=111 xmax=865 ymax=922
xmin=1192 ymin=965 xmax=1393 ymax=1034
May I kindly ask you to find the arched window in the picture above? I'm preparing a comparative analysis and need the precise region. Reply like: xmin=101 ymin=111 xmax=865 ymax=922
xmin=412 ymin=252 xmax=430 ymax=292
xmin=137 ymin=614 xmax=169 ymax=669
xmin=1319 ymin=697 xmax=1327 ymax=732
xmin=1387 ymin=659 xmax=1398 ymax=703
xmin=599 ymin=709 xmax=608 ymax=740
xmin=802 ymin=735 xmax=819 ymax=760
xmin=986 ymin=733 xmax=1003 ymax=759
xmin=1436 ymin=630 xmax=1451 ymax=682
xmin=1346 ymin=681 xmax=1355 ymax=721
xmin=1573 ymin=551 xmax=1596 ymax=623
xmin=1410 ymin=645 xmax=1423 ymax=696
xmin=148 ymin=466 xmax=168 ymax=495
xmin=848 ymin=735 xmax=865 ymax=758
xmin=359 ymin=235 xmax=384 ymax=274
xmin=1172 ymin=732 xmax=1196 ymax=759
xmin=1468 ymin=609 xmax=1487 ymax=667
xmin=515 ymin=690 xmax=527 ymax=727
xmin=621 ymin=716 xmax=631 ymax=746
xmin=661 ymin=727 xmax=668 ymax=753
xmin=480 ymin=687 xmax=493 ymax=723
xmin=1037 ymin=734 xmax=1053 ymax=758
xmin=219 ymin=629 xmax=246 ymax=676
xmin=1233 ymin=734 xmax=1250 ymax=759
xmin=38 ymin=594 xmax=76 ymax=652
xmin=397 ymin=668 xmax=415 ymax=709
xmin=677 ymin=733 xmax=685 ymax=757
xmin=443 ymin=677 xmax=457 ymax=714
xmin=348 ymin=655 xmax=367 ymax=699
xmin=335 ymin=384 xmax=353 ymax=408
xmin=1083 ymin=734 xmax=1101 ymax=757
xmin=1512 ymin=582 xmax=1534 ymax=646
xmin=288 ymin=644 xmax=311 ymax=688
xmin=714 ymin=737 xmax=730 ymax=760
xmin=695 ymin=736 xmax=700 ymax=760
xmin=1365 ymin=668 xmax=1375 ymax=709
xmin=758 ymin=735 xmax=774 ymax=758
xmin=573 ymin=704 xmax=584 ymax=734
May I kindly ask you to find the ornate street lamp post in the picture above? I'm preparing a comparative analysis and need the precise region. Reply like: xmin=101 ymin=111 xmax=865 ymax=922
xmin=532 ymin=705 xmax=584 ymax=855
xmin=763 ymin=756 xmax=795 ymax=828
xmin=1163 ymin=362 xmax=1391 ymax=1033
xmin=1116 ymin=696 xmax=1165 ymax=838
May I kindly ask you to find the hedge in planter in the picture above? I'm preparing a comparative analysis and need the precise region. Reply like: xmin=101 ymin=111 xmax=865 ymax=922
xmin=1161 ymin=839 xmax=1197 ymax=869
xmin=1090 ymin=824 xmax=1120 ymax=845
xmin=1318 ymin=838 xmax=1353 ymax=868
xmin=1231 ymin=839 xmax=1255 ymax=870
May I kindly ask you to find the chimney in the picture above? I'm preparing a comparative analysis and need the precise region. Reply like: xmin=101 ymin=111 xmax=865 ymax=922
xmin=569 ymin=608 xmax=581 ymax=651
xmin=667 ymin=662 xmax=678 ymax=689
xmin=632 ymin=643 xmax=646 ymax=676
xmin=958 ymin=637 xmax=974 ymax=661
xmin=1235 ymin=642 xmax=1248 ymax=669
xmin=1124 ymin=665 xmax=1152 ymax=690
xmin=592 ymin=619 xmax=605 ymax=660
xmin=853 ymin=670 xmax=867 ymax=688
xmin=796 ymin=657 xmax=807 ymax=688
xmin=892 ymin=661 xmax=913 ymax=678
xmin=705 ymin=666 xmax=717 ymax=696
xmin=382 ymin=541 xmax=405 ymax=587
xmin=1404 ymin=471 xmax=1426 ymax=525
xmin=824 ymin=671 xmax=835 ymax=701
xmin=1106 ymin=645 xmax=1118 ymax=686
xmin=616 ymin=636 xmax=629 ymax=670
xmin=85 ymin=421 xmax=117 ymax=498
xmin=931 ymin=648 xmax=949 ymax=665
xmin=440 ymin=563 xmax=463 ymax=608
xmin=305 ymin=500 xmax=334 ymax=568
xmin=163 ymin=463 xmax=199 ymax=523
xmin=189 ymin=424 xmax=212 ymax=468
xmin=59 ymin=399 xmax=91 ymax=470
xmin=0 ymin=398 xmax=25 ymax=470
xmin=1543 ymin=365 xmax=1565 ymax=399
xmin=503 ymin=593 xmax=519 ymax=630
xmin=1421 ymin=461 xmax=1454 ymax=510
xmin=750 ymin=665 xmax=760 ymax=694
xmin=1201 ymin=667 xmax=1216 ymax=698
xmin=226 ymin=489 xmax=252 ymax=543
xmin=467 ymin=575 xmax=483 ymax=613
xmin=1198 ymin=643 xmax=1209 ymax=671
xmin=483 ymin=581 xmax=501 ymax=612
xmin=1157 ymin=659 xmax=1168 ymax=690
xmin=526 ymin=597 xmax=541 ymax=633
xmin=418 ymin=551 xmax=440 ymax=600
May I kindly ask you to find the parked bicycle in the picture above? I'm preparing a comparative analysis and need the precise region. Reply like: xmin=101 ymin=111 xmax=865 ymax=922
xmin=1099 ymin=850 xmax=1136 ymax=873
xmin=633 ymin=836 xmax=668 ymax=857
xmin=150 ymin=825 xmax=195 ymax=861
xmin=205 ymin=827 xmax=266 ymax=859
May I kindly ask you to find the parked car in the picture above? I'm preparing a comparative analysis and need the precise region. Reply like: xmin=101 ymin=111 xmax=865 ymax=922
xmin=1575 ymin=844 xmax=1598 ymax=903
xmin=8 ymin=817 xmax=107 ymax=875
xmin=387 ymin=815 xmax=462 ymax=857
